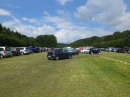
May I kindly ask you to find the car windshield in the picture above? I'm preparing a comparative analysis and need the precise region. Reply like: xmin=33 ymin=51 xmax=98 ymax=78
xmin=5 ymin=47 xmax=11 ymax=51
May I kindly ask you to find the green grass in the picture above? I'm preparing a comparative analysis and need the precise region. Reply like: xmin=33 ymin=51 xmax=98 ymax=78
xmin=0 ymin=52 xmax=130 ymax=97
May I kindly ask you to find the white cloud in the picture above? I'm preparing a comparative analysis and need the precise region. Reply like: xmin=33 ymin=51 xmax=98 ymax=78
xmin=43 ymin=11 xmax=50 ymax=16
xmin=0 ymin=8 xmax=11 ymax=16
xmin=3 ymin=4 xmax=21 ymax=8
xmin=57 ymin=0 xmax=74 ymax=5
xmin=2 ymin=17 xmax=56 ymax=38
xmin=74 ymin=0 xmax=130 ymax=31
xmin=113 ymin=13 xmax=130 ymax=30
xmin=43 ymin=11 xmax=111 ymax=43
xmin=22 ymin=17 xmax=41 ymax=25
xmin=57 ymin=10 xmax=71 ymax=18
xmin=14 ymin=25 xmax=56 ymax=37
xmin=2 ymin=9 xmax=112 ymax=43
xmin=55 ymin=27 xmax=111 ymax=43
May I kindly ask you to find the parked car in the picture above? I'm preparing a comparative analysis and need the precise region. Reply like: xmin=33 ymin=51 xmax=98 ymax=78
xmin=0 ymin=46 xmax=13 ymax=58
xmin=37 ymin=47 xmax=42 ymax=52
xmin=128 ymin=48 xmax=130 ymax=53
xmin=11 ymin=47 xmax=21 ymax=56
xmin=111 ymin=48 xmax=117 ymax=52
xmin=42 ymin=47 xmax=48 ymax=52
xmin=89 ymin=48 xmax=100 ymax=54
xmin=80 ymin=48 xmax=90 ymax=54
xmin=124 ymin=47 xmax=130 ymax=53
xmin=16 ymin=47 xmax=30 ymax=55
xmin=116 ymin=48 xmax=121 ymax=53
xmin=47 ymin=48 xmax=72 ymax=60
xmin=116 ymin=48 xmax=130 ymax=53
xmin=71 ymin=48 xmax=79 ymax=55
xmin=107 ymin=47 xmax=115 ymax=52
xmin=27 ymin=46 xmax=40 ymax=53
xmin=63 ymin=48 xmax=79 ymax=55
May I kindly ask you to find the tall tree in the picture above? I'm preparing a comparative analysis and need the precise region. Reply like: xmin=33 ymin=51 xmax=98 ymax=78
xmin=35 ymin=34 xmax=57 ymax=47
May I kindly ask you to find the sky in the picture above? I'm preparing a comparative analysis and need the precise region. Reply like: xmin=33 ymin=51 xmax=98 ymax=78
xmin=0 ymin=0 xmax=130 ymax=43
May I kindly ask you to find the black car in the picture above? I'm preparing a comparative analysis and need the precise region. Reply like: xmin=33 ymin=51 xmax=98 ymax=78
xmin=89 ymin=48 xmax=100 ymax=54
xmin=116 ymin=47 xmax=130 ymax=53
xmin=11 ymin=47 xmax=21 ymax=56
xmin=47 ymin=48 xmax=72 ymax=60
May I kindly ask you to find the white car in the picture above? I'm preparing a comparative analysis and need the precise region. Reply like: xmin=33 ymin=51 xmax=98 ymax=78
xmin=81 ymin=48 xmax=90 ymax=54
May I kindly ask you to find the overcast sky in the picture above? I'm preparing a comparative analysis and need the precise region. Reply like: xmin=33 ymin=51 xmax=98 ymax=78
xmin=0 ymin=0 xmax=130 ymax=43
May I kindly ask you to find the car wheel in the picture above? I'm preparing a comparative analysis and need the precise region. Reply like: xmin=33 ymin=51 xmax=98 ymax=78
xmin=55 ymin=56 xmax=59 ymax=60
xmin=21 ymin=52 xmax=24 ymax=55
xmin=69 ymin=55 xmax=72 ymax=59
xmin=91 ymin=52 xmax=93 ymax=55
xmin=11 ymin=54 xmax=13 ymax=57
xmin=0 ymin=54 xmax=3 ymax=58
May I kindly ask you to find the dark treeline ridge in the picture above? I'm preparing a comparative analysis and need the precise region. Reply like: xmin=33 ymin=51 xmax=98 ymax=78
xmin=0 ymin=23 xmax=57 ymax=47
xmin=70 ymin=30 xmax=130 ymax=48
xmin=0 ymin=23 xmax=130 ymax=48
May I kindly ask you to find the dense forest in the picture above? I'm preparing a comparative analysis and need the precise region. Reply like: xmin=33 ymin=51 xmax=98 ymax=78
xmin=0 ymin=23 xmax=130 ymax=48
xmin=0 ymin=23 xmax=57 ymax=47
xmin=70 ymin=30 xmax=130 ymax=48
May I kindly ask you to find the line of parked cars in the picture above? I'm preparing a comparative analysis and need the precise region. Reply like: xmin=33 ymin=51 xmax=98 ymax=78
xmin=101 ymin=47 xmax=130 ymax=53
xmin=0 ymin=46 xmax=47 ymax=59
xmin=80 ymin=47 xmax=101 ymax=55
xmin=116 ymin=48 xmax=130 ymax=53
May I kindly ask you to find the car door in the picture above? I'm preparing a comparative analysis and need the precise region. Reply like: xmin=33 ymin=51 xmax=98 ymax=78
xmin=5 ymin=46 xmax=12 ymax=56
xmin=63 ymin=49 xmax=69 ymax=58
xmin=57 ymin=49 xmax=64 ymax=59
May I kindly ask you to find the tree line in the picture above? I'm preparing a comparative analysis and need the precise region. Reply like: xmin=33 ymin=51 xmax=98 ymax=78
xmin=0 ymin=23 xmax=57 ymax=47
xmin=0 ymin=23 xmax=130 ymax=48
xmin=70 ymin=30 xmax=130 ymax=48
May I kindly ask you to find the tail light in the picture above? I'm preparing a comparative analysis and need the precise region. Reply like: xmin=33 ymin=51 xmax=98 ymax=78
xmin=4 ymin=50 xmax=6 ymax=53
xmin=14 ymin=48 xmax=17 ymax=52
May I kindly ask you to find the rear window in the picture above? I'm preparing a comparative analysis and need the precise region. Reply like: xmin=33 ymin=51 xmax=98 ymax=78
xmin=0 ymin=47 xmax=11 ymax=51
xmin=25 ymin=47 xmax=29 ymax=50
xmin=57 ymin=49 xmax=63 ymax=53
xmin=11 ymin=48 xmax=14 ymax=50
xmin=48 ymin=50 xmax=55 ymax=52
xmin=18 ymin=48 xmax=24 ymax=50
xmin=5 ymin=47 xmax=11 ymax=51
xmin=48 ymin=49 xmax=63 ymax=53
xmin=0 ymin=48 xmax=4 ymax=51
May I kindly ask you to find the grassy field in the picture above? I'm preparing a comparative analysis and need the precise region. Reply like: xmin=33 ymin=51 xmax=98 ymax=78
xmin=0 ymin=52 xmax=130 ymax=97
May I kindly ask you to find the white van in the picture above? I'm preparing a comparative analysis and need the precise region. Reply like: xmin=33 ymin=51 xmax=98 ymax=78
xmin=0 ymin=46 xmax=13 ymax=58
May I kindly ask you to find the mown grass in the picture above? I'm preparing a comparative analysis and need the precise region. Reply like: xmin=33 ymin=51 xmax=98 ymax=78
xmin=0 ymin=52 xmax=130 ymax=97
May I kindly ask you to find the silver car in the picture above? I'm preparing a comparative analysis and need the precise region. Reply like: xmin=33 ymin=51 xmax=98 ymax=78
xmin=0 ymin=46 xmax=13 ymax=58
xmin=16 ymin=47 xmax=30 ymax=55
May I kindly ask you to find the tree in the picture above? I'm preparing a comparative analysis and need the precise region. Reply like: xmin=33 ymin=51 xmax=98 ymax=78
xmin=0 ymin=23 xmax=3 ymax=31
xmin=113 ymin=31 xmax=121 ymax=40
xmin=35 ymin=34 xmax=57 ymax=47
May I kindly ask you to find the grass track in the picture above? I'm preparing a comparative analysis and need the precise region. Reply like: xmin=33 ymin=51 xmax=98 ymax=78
xmin=0 ymin=52 xmax=130 ymax=97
